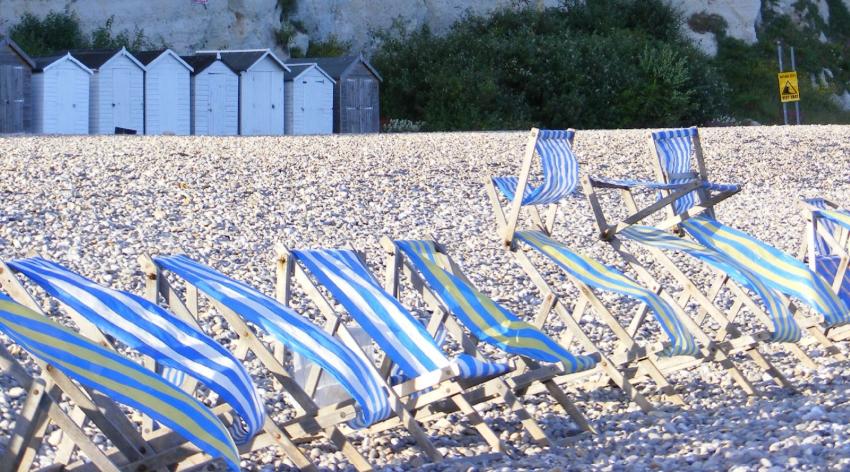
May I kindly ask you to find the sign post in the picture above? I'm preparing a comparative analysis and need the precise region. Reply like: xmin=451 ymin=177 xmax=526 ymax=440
xmin=776 ymin=41 xmax=802 ymax=125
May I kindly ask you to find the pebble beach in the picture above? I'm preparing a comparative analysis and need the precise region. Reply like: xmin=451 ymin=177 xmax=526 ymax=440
xmin=1 ymin=125 xmax=850 ymax=471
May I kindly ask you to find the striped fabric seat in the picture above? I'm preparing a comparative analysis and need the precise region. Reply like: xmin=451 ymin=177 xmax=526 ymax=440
xmin=394 ymin=240 xmax=599 ymax=374
xmin=152 ymin=254 xmax=393 ymax=429
xmin=0 ymin=294 xmax=240 ymax=471
xmin=492 ymin=129 xmax=579 ymax=206
xmin=7 ymin=257 xmax=265 ymax=444
xmin=681 ymin=215 xmax=850 ymax=328
xmin=620 ymin=226 xmax=801 ymax=342
xmin=289 ymin=249 xmax=513 ymax=384
xmin=515 ymin=230 xmax=699 ymax=357
xmin=651 ymin=128 xmax=740 ymax=214
xmin=801 ymin=198 xmax=850 ymax=311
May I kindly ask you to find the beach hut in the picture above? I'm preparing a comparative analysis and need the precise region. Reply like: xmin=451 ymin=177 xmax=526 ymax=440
xmin=283 ymin=62 xmax=334 ymax=135
xmin=181 ymin=53 xmax=239 ymax=136
xmin=299 ymin=54 xmax=382 ymax=134
xmin=73 ymin=48 xmax=145 ymax=135
xmin=198 ymin=49 xmax=287 ymax=135
xmin=0 ymin=38 xmax=35 ymax=133
xmin=31 ymin=53 xmax=92 ymax=134
xmin=136 ymin=49 xmax=193 ymax=135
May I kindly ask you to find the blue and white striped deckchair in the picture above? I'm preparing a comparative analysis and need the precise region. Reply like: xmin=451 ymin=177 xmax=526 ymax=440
xmin=152 ymin=254 xmax=394 ymax=429
xmin=649 ymin=129 xmax=850 ymax=329
xmin=288 ymin=248 xmax=513 ymax=384
xmin=0 ymin=294 xmax=240 ymax=471
xmin=801 ymin=198 xmax=850 ymax=311
xmin=6 ymin=257 xmax=266 ymax=446
xmin=393 ymin=239 xmax=599 ymax=374
xmin=516 ymin=230 xmax=699 ymax=358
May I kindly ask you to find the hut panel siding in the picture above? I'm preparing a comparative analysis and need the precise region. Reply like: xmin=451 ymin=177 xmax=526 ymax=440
xmin=191 ymin=61 xmax=238 ymax=136
xmin=35 ymin=61 xmax=90 ymax=134
xmin=90 ymin=54 xmax=144 ymax=134
xmin=31 ymin=73 xmax=44 ymax=132
xmin=238 ymin=55 xmax=284 ymax=136
xmin=284 ymin=80 xmax=294 ymax=134
xmin=337 ymin=61 xmax=380 ymax=134
xmin=145 ymin=55 xmax=191 ymax=135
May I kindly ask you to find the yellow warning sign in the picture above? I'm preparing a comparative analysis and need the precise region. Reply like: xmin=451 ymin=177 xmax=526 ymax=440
xmin=778 ymin=71 xmax=800 ymax=102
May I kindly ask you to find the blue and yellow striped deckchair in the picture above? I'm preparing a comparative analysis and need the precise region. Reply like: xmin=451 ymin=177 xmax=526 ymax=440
xmin=649 ymin=128 xmax=850 ymax=331
xmin=0 ymin=294 xmax=241 ymax=471
xmin=284 ymin=245 xmax=557 ymax=450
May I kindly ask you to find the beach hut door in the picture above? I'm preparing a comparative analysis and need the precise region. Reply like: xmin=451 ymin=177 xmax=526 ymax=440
xmin=208 ymin=73 xmax=226 ymax=134
xmin=0 ymin=65 xmax=25 ymax=132
xmin=112 ymin=68 xmax=131 ymax=130
xmin=55 ymin=68 xmax=75 ymax=133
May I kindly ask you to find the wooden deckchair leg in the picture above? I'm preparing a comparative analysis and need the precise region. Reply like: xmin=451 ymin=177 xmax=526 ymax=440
xmin=53 ymin=405 xmax=87 ymax=464
xmin=489 ymin=379 xmax=551 ymax=447
xmin=539 ymin=378 xmax=596 ymax=434
xmin=2 ymin=379 xmax=51 ymax=472
xmin=448 ymin=393 xmax=505 ymax=453
xmin=484 ymin=176 xmax=509 ymax=233
xmin=633 ymin=358 xmax=685 ymax=405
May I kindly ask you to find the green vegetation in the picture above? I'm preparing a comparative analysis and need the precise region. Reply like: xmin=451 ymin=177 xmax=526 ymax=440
xmin=303 ymin=35 xmax=351 ymax=57
xmin=374 ymin=0 xmax=850 ymax=130
xmin=9 ymin=12 xmax=154 ymax=57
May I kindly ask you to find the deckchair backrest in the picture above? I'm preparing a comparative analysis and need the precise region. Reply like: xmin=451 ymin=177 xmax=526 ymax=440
xmin=494 ymin=129 xmax=578 ymax=206
xmin=0 ymin=294 xmax=241 ymax=471
xmin=394 ymin=240 xmax=598 ymax=374
xmin=290 ymin=248 xmax=452 ymax=380
xmin=805 ymin=197 xmax=838 ymax=257
xmin=153 ymin=254 xmax=393 ymax=428
xmin=651 ymin=127 xmax=701 ymax=214
xmin=7 ymin=257 xmax=265 ymax=444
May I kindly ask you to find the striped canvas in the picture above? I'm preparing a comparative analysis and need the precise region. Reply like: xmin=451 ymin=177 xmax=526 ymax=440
xmin=7 ymin=257 xmax=265 ymax=444
xmin=620 ymin=226 xmax=801 ymax=343
xmin=153 ymin=254 xmax=393 ymax=429
xmin=0 ymin=294 xmax=240 ymax=471
xmin=681 ymin=215 xmax=850 ymax=328
xmin=516 ymin=230 xmax=699 ymax=357
xmin=290 ymin=249 xmax=511 ymax=382
xmin=801 ymin=200 xmax=850 ymax=309
xmin=395 ymin=240 xmax=599 ymax=374
xmin=492 ymin=129 xmax=579 ymax=206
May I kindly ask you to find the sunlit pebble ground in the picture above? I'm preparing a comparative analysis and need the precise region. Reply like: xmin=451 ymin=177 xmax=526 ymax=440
xmin=0 ymin=126 xmax=849 ymax=471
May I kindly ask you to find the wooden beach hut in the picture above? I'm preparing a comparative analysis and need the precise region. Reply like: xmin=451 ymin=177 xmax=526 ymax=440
xmin=136 ymin=49 xmax=193 ymax=135
xmin=198 ymin=49 xmax=287 ymax=136
xmin=31 ymin=53 xmax=92 ymax=134
xmin=283 ymin=61 xmax=334 ymax=135
xmin=73 ymin=48 xmax=145 ymax=134
xmin=181 ymin=53 xmax=239 ymax=136
xmin=299 ymin=54 xmax=381 ymax=134
xmin=0 ymin=38 xmax=35 ymax=133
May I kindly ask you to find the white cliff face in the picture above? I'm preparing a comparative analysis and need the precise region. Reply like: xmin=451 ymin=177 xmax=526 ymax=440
xmin=0 ymin=0 xmax=283 ymax=55
xmin=0 ymin=0 xmax=841 ymax=57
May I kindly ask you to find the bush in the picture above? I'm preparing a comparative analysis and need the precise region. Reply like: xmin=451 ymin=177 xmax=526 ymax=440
xmin=373 ymin=1 xmax=726 ymax=130
xmin=9 ymin=12 xmax=153 ymax=57
xmin=305 ymin=35 xmax=351 ymax=57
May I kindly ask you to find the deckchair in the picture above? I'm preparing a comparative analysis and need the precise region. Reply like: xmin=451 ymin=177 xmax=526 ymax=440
xmin=142 ymin=253 xmax=446 ymax=468
xmin=278 ymin=244 xmax=556 ymax=453
xmin=0 ymin=256 xmax=317 ymax=471
xmin=485 ymin=128 xmax=766 ymax=402
xmin=798 ymin=197 xmax=850 ymax=342
xmin=584 ymin=126 xmax=848 ymax=363
xmin=380 ymin=236 xmax=659 ymax=428
xmin=0 ymin=293 xmax=241 ymax=472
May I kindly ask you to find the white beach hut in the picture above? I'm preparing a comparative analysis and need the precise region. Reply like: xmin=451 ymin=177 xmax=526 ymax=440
xmin=181 ymin=53 xmax=239 ymax=136
xmin=31 ymin=53 xmax=92 ymax=134
xmin=136 ymin=49 xmax=193 ymax=135
xmin=283 ymin=62 xmax=334 ymax=135
xmin=198 ymin=49 xmax=288 ymax=136
xmin=74 ymin=48 xmax=145 ymax=134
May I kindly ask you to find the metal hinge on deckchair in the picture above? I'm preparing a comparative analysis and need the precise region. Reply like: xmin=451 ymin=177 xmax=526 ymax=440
xmin=485 ymin=128 xmax=773 ymax=402
xmin=278 ymin=243 xmax=560 ymax=454
xmin=0 ymin=293 xmax=241 ymax=472
xmin=0 ymin=256 xmax=315 ymax=471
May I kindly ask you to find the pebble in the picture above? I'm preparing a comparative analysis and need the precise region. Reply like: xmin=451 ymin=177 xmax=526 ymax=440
xmin=0 ymin=128 xmax=849 ymax=470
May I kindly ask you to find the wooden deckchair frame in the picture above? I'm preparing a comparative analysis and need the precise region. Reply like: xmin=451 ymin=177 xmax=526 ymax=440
xmin=0 ymin=260 xmax=236 ymax=472
xmin=484 ymin=129 xmax=773 ymax=405
xmin=798 ymin=198 xmax=850 ymax=343
xmin=378 ymin=235 xmax=661 ymax=433
xmin=275 ymin=243 xmax=568 ymax=455
xmin=588 ymin=128 xmax=845 ymax=363
xmin=140 ymin=255 xmax=434 ymax=470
